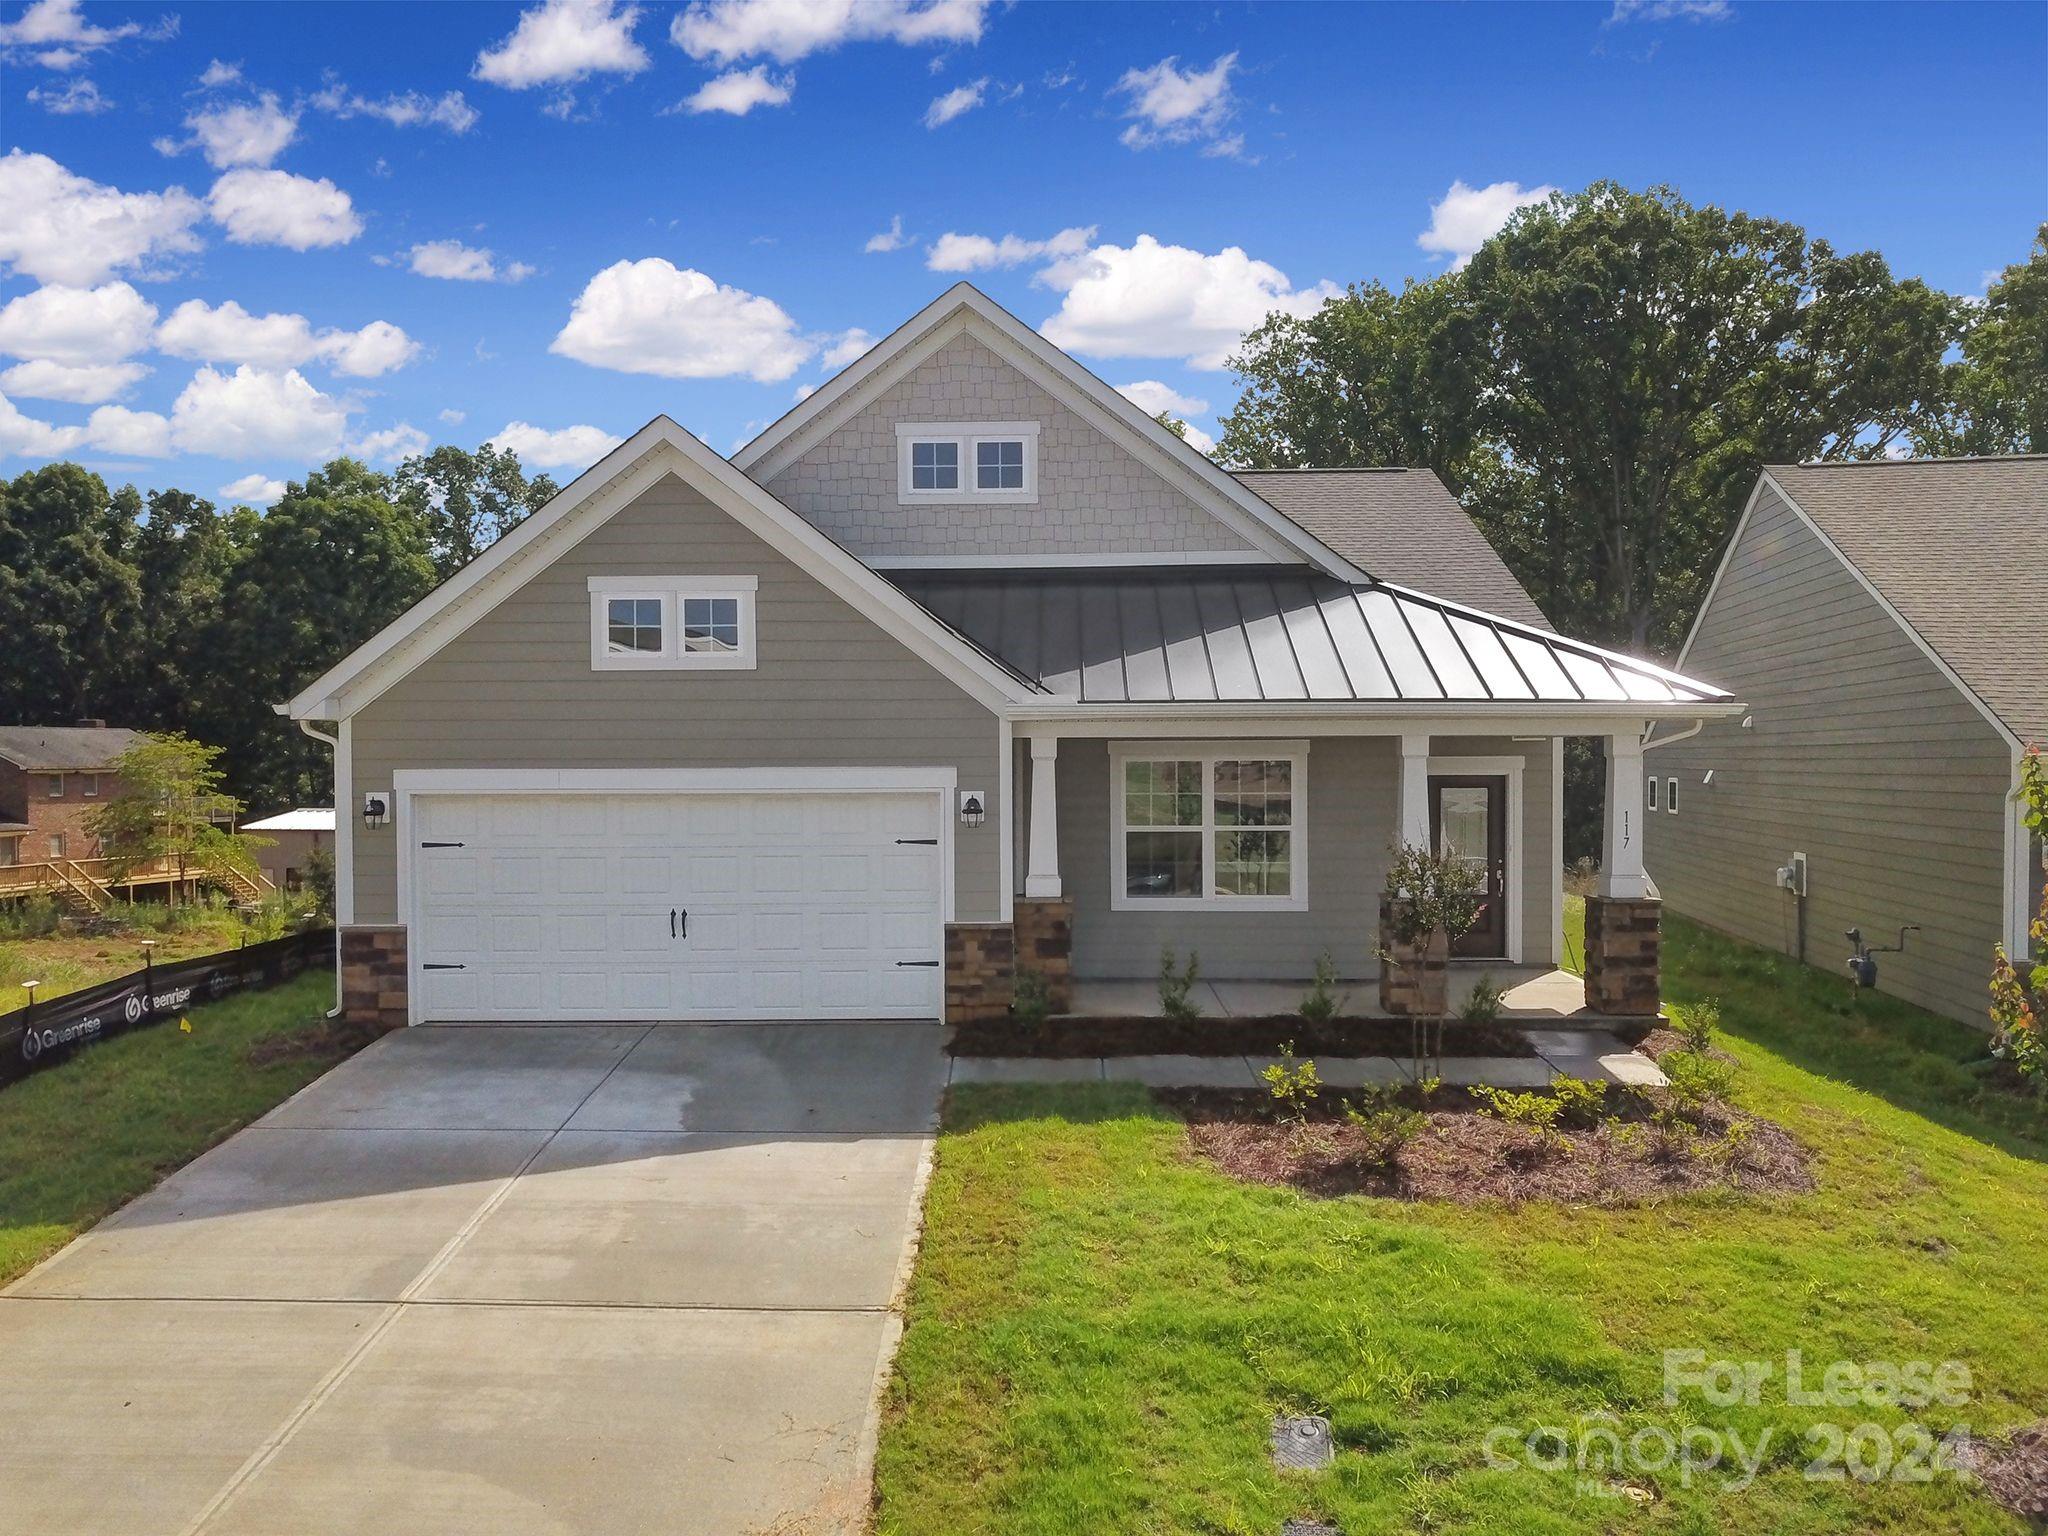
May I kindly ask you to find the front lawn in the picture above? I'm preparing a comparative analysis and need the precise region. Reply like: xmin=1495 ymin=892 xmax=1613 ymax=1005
xmin=877 ymin=913 xmax=2048 ymax=1534
xmin=0 ymin=970 xmax=370 ymax=1287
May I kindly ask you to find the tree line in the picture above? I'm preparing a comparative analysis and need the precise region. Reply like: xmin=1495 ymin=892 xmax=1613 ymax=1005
xmin=0 ymin=445 xmax=556 ymax=813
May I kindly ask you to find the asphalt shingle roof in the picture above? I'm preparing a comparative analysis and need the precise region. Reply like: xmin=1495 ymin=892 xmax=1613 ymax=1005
xmin=0 ymin=725 xmax=143 ymax=772
xmin=1233 ymin=468 xmax=1554 ymax=631
xmin=1767 ymin=457 xmax=2048 ymax=746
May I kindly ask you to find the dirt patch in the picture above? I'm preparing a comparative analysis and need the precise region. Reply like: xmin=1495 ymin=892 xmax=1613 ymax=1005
xmin=1959 ymin=1421 xmax=2048 ymax=1524
xmin=1166 ymin=1088 xmax=1813 ymax=1205
xmin=245 ymin=1017 xmax=382 ymax=1067
xmin=950 ymin=1015 xmax=1535 ymax=1059
xmin=1637 ymin=1027 xmax=1738 ymax=1064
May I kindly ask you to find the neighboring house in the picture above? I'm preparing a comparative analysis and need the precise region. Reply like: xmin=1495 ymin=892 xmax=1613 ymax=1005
xmin=241 ymin=808 xmax=335 ymax=892
xmin=1647 ymin=458 xmax=2046 ymax=1027
xmin=0 ymin=722 xmax=142 ymax=867
xmin=282 ymin=284 xmax=1738 ymax=1029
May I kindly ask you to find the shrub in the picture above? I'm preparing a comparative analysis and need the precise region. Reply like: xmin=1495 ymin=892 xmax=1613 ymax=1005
xmin=1342 ymin=1086 xmax=1426 ymax=1165
xmin=1261 ymin=1042 xmax=1321 ymax=1122
xmin=1159 ymin=946 xmax=1202 ymax=1022
xmin=1662 ymin=1049 xmax=1737 ymax=1121
xmin=1472 ymin=1085 xmax=1568 ymax=1157
xmin=1460 ymin=973 xmax=1506 ymax=1023
xmin=301 ymin=845 xmax=336 ymax=921
xmin=0 ymin=896 xmax=63 ymax=940
xmin=1299 ymin=950 xmax=1344 ymax=1024
xmin=1011 ymin=969 xmax=1053 ymax=1030
xmin=1549 ymin=1075 xmax=1610 ymax=1129
xmin=1676 ymin=996 xmax=1721 ymax=1054
xmin=1379 ymin=842 xmax=1483 ymax=950
xmin=1990 ymin=745 xmax=2046 ymax=1093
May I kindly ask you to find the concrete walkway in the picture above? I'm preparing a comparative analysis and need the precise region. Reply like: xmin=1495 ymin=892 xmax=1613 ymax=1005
xmin=951 ymin=1028 xmax=1667 ymax=1089
xmin=1069 ymin=967 xmax=1617 ymax=1023
xmin=0 ymin=1021 xmax=947 ymax=1536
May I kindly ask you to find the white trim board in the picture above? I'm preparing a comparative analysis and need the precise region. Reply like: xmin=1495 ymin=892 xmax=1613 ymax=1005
xmin=1428 ymin=753 xmax=1526 ymax=966
xmin=863 ymin=551 xmax=1279 ymax=570
xmin=730 ymin=284 xmax=1367 ymax=582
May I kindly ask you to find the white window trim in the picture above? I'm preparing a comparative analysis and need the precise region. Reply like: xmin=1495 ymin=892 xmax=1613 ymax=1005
xmin=896 ymin=420 xmax=1040 ymax=505
xmin=45 ymin=773 xmax=62 ymax=799
xmin=1109 ymin=739 xmax=1309 ymax=913
xmin=587 ymin=575 xmax=757 ymax=672
xmin=1666 ymin=776 xmax=1678 ymax=814
xmin=1647 ymin=776 xmax=1659 ymax=812
xmin=81 ymin=773 xmax=98 ymax=798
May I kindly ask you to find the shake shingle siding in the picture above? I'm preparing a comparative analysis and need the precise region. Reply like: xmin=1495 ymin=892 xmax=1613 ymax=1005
xmin=1645 ymin=482 xmax=2012 ymax=1025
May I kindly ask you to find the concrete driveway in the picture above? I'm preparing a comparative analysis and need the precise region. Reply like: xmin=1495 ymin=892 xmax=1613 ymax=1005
xmin=0 ymin=1021 xmax=947 ymax=1536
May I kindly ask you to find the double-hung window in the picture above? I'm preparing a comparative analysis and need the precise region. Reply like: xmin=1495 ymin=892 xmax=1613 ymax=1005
xmin=1113 ymin=743 xmax=1307 ymax=911
xmin=589 ymin=577 xmax=757 ymax=671
xmin=897 ymin=422 xmax=1038 ymax=503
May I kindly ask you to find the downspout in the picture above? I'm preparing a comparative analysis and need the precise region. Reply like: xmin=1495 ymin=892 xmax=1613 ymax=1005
xmin=294 ymin=716 xmax=344 ymax=1019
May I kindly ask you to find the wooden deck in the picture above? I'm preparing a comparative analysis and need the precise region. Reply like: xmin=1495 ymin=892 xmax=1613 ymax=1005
xmin=0 ymin=855 xmax=273 ymax=912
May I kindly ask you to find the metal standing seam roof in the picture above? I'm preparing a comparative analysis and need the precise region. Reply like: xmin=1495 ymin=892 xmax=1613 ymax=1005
xmin=890 ymin=567 xmax=1729 ymax=707
xmin=241 ymin=808 xmax=336 ymax=832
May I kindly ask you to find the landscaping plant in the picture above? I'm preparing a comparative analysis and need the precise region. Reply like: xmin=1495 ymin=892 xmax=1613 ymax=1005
xmin=1340 ymin=1086 xmax=1426 ymax=1166
xmin=1459 ymin=973 xmax=1506 ymax=1023
xmin=1298 ymin=949 xmax=1344 ymax=1024
xmin=1158 ymin=946 xmax=1202 ymax=1022
xmin=1472 ymin=1084 xmax=1571 ymax=1159
xmin=1990 ymin=743 xmax=2046 ymax=1094
xmin=1260 ymin=1042 xmax=1320 ymax=1121
xmin=1011 ymin=970 xmax=1053 ymax=1032
xmin=1676 ymin=995 xmax=1722 ymax=1054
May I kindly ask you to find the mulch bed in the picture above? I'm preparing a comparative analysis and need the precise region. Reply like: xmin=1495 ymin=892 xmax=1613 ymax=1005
xmin=1959 ymin=1421 xmax=2048 ymax=1524
xmin=1165 ymin=1088 xmax=1813 ymax=1205
xmin=244 ymin=1016 xmax=382 ymax=1067
xmin=949 ymin=1015 xmax=1535 ymax=1059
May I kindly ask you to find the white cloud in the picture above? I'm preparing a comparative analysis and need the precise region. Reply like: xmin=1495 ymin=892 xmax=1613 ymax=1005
xmin=1116 ymin=380 xmax=1208 ymax=419
xmin=0 ymin=359 xmax=150 ymax=403
xmin=1178 ymin=422 xmax=1216 ymax=455
xmin=1115 ymin=52 xmax=1238 ymax=153
xmin=0 ymin=151 xmax=204 ymax=285
xmin=0 ymin=0 xmax=164 ymax=67
xmin=408 ymin=239 xmax=533 ymax=282
xmin=1608 ymin=0 xmax=1732 ymax=20
xmin=820 ymin=328 xmax=873 ymax=370
xmin=487 ymin=419 xmax=623 ymax=470
xmin=1416 ymin=179 xmax=1557 ymax=270
xmin=671 ymin=0 xmax=988 ymax=65
xmin=163 ymin=92 xmax=299 ymax=169
xmin=208 ymin=168 xmax=363 ymax=249
xmin=169 ymin=364 xmax=352 ymax=459
xmin=864 ymin=214 xmax=911 ymax=253
xmin=310 ymin=82 xmax=480 ymax=132
xmin=793 ymin=382 xmax=814 ymax=402
xmin=82 ymin=403 xmax=170 ymax=456
xmin=219 ymin=472 xmax=286 ymax=505
xmin=350 ymin=422 xmax=430 ymax=463
xmin=677 ymin=63 xmax=793 ymax=115
xmin=925 ymin=224 xmax=1094 ymax=273
xmin=551 ymin=258 xmax=813 ymax=382
xmin=1037 ymin=234 xmax=1340 ymax=370
xmin=0 ymin=392 xmax=84 ymax=456
xmin=0 ymin=281 xmax=158 ymax=365
xmin=923 ymin=77 xmax=985 ymax=128
xmin=197 ymin=58 xmax=240 ymax=87
xmin=156 ymin=299 xmax=420 ymax=377
xmin=27 ymin=76 xmax=111 ymax=113
xmin=474 ymin=0 xmax=649 ymax=89
xmin=438 ymin=407 xmax=466 ymax=424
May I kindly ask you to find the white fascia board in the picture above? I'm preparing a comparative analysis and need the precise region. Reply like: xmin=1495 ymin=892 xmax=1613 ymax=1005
xmin=283 ymin=416 xmax=1035 ymax=721
xmin=732 ymin=283 xmax=1366 ymax=581
xmin=864 ymin=551 xmax=1280 ymax=569
xmin=1004 ymin=701 xmax=1742 ymax=737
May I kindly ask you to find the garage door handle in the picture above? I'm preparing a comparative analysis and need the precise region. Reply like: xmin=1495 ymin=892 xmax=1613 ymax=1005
xmin=423 ymin=963 xmax=465 ymax=971
xmin=895 ymin=838 xmax=938 ymax=845
xmin=671 ymin=908 xmax=687 ymax=939
xmin=421 ymin=841 xmax=465 ymax=849
xmin=896 ymin=960 xmax=940 ymax=967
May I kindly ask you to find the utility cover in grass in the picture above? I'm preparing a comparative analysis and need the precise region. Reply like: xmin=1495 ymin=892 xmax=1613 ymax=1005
xmin=1270 ymin=1414 xmax=1334 ymax=1472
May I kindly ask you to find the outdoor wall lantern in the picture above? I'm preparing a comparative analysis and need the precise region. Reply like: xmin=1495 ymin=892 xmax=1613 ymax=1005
xmin=958 ymin=790 xmax=985 ymax=828
xmin=362 ymin=791 xmax=390 ymax=830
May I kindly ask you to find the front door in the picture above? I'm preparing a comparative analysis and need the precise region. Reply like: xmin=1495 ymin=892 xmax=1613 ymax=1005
xmin=1429 ymin=775 xmax=1508 ymax=958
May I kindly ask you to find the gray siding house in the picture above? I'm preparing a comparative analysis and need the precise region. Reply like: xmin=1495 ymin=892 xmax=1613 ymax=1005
xmin=1647 ymin=458 xmax=2046 ymax=1026
xmin=283 ymin=285 xmax=1737 ymax=1029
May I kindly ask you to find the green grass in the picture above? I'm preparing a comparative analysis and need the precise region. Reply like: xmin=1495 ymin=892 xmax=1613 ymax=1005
xmin=0 ymin=897 xmax=316 ymax=1003
xmin=877 ymin=910 xmax=2048 ymax=1535
xmin=0 ymin=970 xmax=364 ymax=1287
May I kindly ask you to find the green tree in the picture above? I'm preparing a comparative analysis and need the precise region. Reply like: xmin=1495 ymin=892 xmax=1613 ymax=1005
xmin=85 ymin=731 xmax=261 ymax=898
xmin=131 ymin=488 xmax=256 ymax=727
xmin=394 ymin=442 xmax=558 ymax=578
xmin=206 ymin=459 xmax=438 ymax=809
xmin=0 ymin=463 xmax=146 ymax=724
xmin=1913 ymin=224 xmax=2048 ymax=456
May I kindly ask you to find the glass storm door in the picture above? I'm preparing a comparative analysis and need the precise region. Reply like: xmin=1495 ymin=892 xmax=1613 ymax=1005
xmin=1429 ymin=775 xmax=1508 ymax=958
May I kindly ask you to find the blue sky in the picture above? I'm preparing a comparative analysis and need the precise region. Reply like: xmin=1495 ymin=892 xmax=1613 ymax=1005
xmin=3 ymin=0 xmax=2043 ymax=505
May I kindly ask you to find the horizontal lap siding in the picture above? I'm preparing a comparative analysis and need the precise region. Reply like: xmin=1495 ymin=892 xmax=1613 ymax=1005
xmin=1060 ymin=734 xmax=1555 ymax=980
xmin=350 ymin=473 xmax=1002 ymax=926
xmin=1645 ymin=483 xmax=2010 ymax=1026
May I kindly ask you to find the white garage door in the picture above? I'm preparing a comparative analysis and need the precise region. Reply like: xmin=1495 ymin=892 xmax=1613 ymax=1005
xmin=410 ymin=791 xmax=944 ymax=1022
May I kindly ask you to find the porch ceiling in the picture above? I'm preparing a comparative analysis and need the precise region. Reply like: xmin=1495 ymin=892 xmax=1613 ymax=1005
xmin=892 ymin=567 xmax=1730 ymax=708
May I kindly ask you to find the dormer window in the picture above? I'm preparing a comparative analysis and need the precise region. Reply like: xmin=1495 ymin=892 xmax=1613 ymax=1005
xmin=897 ymin=421 xmax=1038 ymax=504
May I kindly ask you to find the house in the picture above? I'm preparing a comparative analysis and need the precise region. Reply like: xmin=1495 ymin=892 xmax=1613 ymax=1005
xmin=1646 ymin=458 xmax=2046 ymax=1026
xmin=0 ymin=722 xmax=142 ymax=867
xmin=241 ymin=808 xmax=335 ymax=892
xmin=280 ymin=284 xmax=1738 ymax=1030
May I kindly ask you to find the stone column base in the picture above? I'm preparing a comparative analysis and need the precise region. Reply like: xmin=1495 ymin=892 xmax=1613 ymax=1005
xmin=1584 ymin=895 xmax=1661 ymax=1015
xmin=944 ymin=923 xmax=1014 ymax=1027
xmin=340 ymin=925 xmax=409 ymax=1030
xmin=1011 ymin=897 xmax=1073 ymax=1013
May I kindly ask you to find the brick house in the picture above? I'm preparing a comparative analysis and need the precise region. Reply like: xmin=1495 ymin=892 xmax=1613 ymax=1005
xmin=0 ymin=723 xmax=144 ymax=867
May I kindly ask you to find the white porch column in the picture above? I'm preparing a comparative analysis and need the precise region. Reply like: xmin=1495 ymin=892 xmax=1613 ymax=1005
xmin=1024 ymin=734 xmax=1062 ymax=898
xmin=1397 ymin=732 xmax=1432 ymax=851
xmin=1602 ymin=730 xmax=1654 ymax=899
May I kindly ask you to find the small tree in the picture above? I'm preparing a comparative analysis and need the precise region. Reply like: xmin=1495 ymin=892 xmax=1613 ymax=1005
xmin=1991 ymin=745 xmax=2047 ymax=1092
xmin=86 ymin=732 xmax=263 ymax=902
